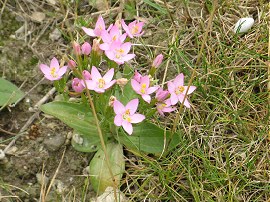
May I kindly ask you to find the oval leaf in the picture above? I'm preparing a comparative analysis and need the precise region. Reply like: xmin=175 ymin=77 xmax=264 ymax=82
xmin=89 ymin=142 xmax=125 ymax=194
xmin=71 ymin=130 xmax=101 ymax=152
xmin=0 ymin=78 xmax=24 ymax=106
xmin=118 ymin=122 xmax=180 ymax=155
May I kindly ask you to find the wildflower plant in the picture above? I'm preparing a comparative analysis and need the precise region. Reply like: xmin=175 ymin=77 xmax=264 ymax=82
xmin=40 ymin=16 xmax=196 ymax=194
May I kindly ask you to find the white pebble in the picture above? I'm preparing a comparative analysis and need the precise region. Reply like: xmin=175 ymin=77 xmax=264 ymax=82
xmin=233 ymin=17 xmax=254 ymax=33
xmin=0 ymin=149 xmax=5 ymax=160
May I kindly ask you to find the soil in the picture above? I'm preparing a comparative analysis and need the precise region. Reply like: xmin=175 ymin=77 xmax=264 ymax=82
xmin=0 ymin=3 xmax=96 ymax=201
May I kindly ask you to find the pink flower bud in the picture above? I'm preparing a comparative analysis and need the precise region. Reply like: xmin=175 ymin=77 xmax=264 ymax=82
xmin=68 ymin=60 xmax=77 ymax=69
xmin=82 ymin=70 xmax=91 ymax=80
xmin=81 ymin=42 xmax=91 ymax=55
xmin=72 ymin=78 xmax=84 ymax=93
xmin=133 ymin=71 xmax=142 ymax=82
xmin=152 ymin=54 xmax=163 ymax=68
xmin=73 ymin=41 xmax=81 ymax=55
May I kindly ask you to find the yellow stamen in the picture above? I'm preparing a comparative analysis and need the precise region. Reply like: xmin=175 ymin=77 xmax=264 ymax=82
xmin=175 ymin=86 xmax=185 ymax=95
xmin=141 ymin=83 xmax=147 ymax=94
xmin=50 ymin=67 xmax=57 ymax=77
xmin=98 ymin=78 xmax=105 ymax=88
xmin=131 ymin=25 xmax=139 ymax=35
xmin=122 ymin=109 xmax=132 ymax=122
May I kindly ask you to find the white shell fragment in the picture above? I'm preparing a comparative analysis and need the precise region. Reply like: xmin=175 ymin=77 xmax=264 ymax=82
xmin=233 ymin=17 xmax=254 ymax=33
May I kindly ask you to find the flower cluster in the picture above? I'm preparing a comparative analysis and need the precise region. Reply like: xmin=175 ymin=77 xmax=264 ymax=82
xmin=39 ymin=15 xmax=196 ymax=135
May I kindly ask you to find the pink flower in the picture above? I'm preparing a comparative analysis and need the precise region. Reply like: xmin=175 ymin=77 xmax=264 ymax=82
xmin=82 ymin=70 xmax=91 ymax=80
xmin=156 ymin=99 xmax=176 ymax=116
xmin=131 ymin=75 xmax=158 ymax=103
xmin=105 ymin=41 xmax=135 ymax=64
xmin=113 ymin=99 xmax=145 ymax=135
xmin=152 ymin=54 xmax=163 ymax=68
xmin=81 ymin=42 xmax=91 ymax=55
xmin=167 ymin=73 xmax=196 ymax=108
xmin=100 ymin=25 xmax=127 ymax=51
xmin=83 ymin=66 xmax=116 ymax=93
xmin=121 ymin=20 xmax=144 ymax=38
xmin=155 ymin=88 xmax=175 ymax=116
xmin=82 ymin=15 xmax=106 ymax=37
xmin=40 ymin=57 xmax=67 ymax=81
xmin=72 ymin=78 xmax=84 ymax=93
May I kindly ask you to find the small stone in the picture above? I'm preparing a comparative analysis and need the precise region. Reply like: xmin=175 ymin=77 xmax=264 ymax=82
xmin=233 ymin=17 xmax=254 ymax=33
xmin=36 ymin=173 xmax=49 ymax=185
xmin=5 ymin=146 xmax=18 ymax=155
xmin=31 ymin=12 xmax=46 ymax=23
xmin=49 ymin=28 xmax=62 ymax=41
xmin=44 ymin=134 xmax=66 ymax=152
xmin=91 ymin=187 xmax=127 ymax=202
xmin=0 ymin=149 xmax=5 ymax=160
xmin=46 ymin=0 xmax=56 ymax=5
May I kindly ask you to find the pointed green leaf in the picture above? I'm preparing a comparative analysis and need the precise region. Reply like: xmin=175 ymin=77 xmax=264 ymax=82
xmin=90 ymin=142 xmax=125 ymax=194
xmin=118 ymin=122 xmax=180 ymax=155
xmin=0 ymin=78 xmax=25 ymax=106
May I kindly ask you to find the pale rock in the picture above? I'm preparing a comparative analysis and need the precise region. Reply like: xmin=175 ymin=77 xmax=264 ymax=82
xmin=31 ymin=12 xmax=46 ymax=23
xmin=49 ymin=28 xmax=62 ymax=41
xmin=91 ymin=187 xmax=127 ymax=202
xmin=233 ymin=17 xmax=254 ymax=33
xmin=0 ymin=149 xmax=5 ymax=160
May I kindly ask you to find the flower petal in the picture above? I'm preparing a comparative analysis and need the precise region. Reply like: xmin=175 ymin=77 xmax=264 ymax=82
xmin=84 ymin=80 xmax=96 ymax=90
xmin=113 ymin=100 xmax=125 ymax=114
xmin=126 ymin=99 xmax=139 ymax=115
xmin=170 ymin=92 xmax=178 ymax=105
xmin=184 ymin=86 xmax=196 ymax=95
xmin=131 ymin=79 xmax=141 ymax=92
xmin=103 ymin=68 xmax=114 ymax=82
xmin=142 ymin=94 xmax=151 ymax=103
xmin=114 ymin=114 xmax=123 ymax=126
xmin=140 ymin=76 xmax=150 ymax=88
xmin=177 ymin=94 xmax=190 ymax=108
xmin=104 ymin=80 xmax=116 ymax=89
xmin=147 ymin=86 xmax=159 ymax=94
xmin=82 ymin=27 xmax=96 ymax=37
xmin=174 ymin=73 xmax=184 ymax=87
xmin=50 ymin=57 xmax=59 ymax=69
xmin=130 ymin=114 xmax=145 ymax=123
xmin=39 ymin=64 xmax=50 ymax=75
xmin=91 ymin=66 xmax=102 ymax=81
xmin=121 ymin=54 xmax=136 ymax=62
xmin=167 ymin=81 xmax=175 ymax=94
xmin=122 ymin=121 xmax=133 ymax=135
xmin=121 ymin=42 xmax=132 ymax=54
xmin=57 ymin=66 xmax=67 ymax=77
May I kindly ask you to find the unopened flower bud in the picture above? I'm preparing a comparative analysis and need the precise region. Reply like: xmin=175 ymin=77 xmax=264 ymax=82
xmin=73 ymin=41 xmax=81 ymax=55
xmin=133 ymin=71 xmax=142 ymax=82
xmin=68 ymin=60 xmax=77 ymax=69
xmin=81 ymin=42 xmax=91 ymax=55
xmin=72 ymin=78 xmax=84 ymax=93
xmin=152 ymin=54 xmax=163 ymax=68
xmin=116 ymin=78 xmax=128 ymax=88
xmin=82 ymin=70 xmax=91 ymax=80
xmin=109 ymin=96 xmax=117 ymax=107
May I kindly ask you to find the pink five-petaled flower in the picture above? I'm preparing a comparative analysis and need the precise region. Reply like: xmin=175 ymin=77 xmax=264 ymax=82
xmin=114 ymin=99 xmax=145 ymax=135
xmin=105 ymin=41 xmax=135 ymax=64
xmin=155 ymin=88 xmax=176 ymax=116
xmin=83 ymin=66 xmax=116 ymax=93
xmin=131 ymin=75 xmax=159 ymax=103
xmin=40 ymin=57 xmax=67 ymax=81
xmin=100 ymin=25 xmax=127 ymax=51
xmin=82 ymin=15 xmax=106 ymax=37
xmin=167 ymin=73 xmax=196 ymax=108
xmin=72 ymin=78 xmax=84 ymax=93
xmin=121 ymin=20 xmax=144 ymax=38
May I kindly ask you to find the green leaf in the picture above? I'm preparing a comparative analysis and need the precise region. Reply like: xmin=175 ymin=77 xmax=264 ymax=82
xmin=143 ymin=0 xmax=167 ymax=14
xmin=41 ymin=101 xmax=103 ymax=152
xmin=71 ymin=130 xmax=101 ymax=152
xmin=117 ymin=81 xmax=139 ymax=105
xmin=118 ymin=122 xmax=180 ymax=155
xmin=0 ymin=78 xmax=24 ymax=107
xmin=90 ymin=142 xmax=125 ymax=194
